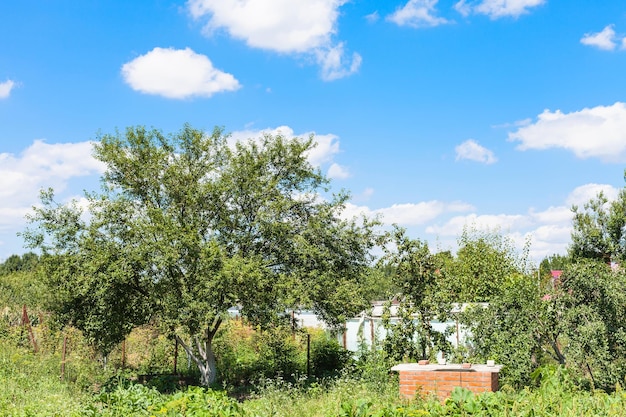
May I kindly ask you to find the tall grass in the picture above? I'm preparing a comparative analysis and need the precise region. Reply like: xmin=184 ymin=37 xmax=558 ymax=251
xmin=0 ymin=339 xmax=86 ymax=416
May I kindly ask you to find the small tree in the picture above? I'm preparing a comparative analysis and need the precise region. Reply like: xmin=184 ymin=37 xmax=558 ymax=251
xmin=570 ymin=180 xmax=626 ymax=264
xmin=449 ymin=226 xmax=529 ymax=302
xmin=23 ymin=125 xmax=379 ymax=385
xmin=379 ymin=227 xmax=450 ymax=362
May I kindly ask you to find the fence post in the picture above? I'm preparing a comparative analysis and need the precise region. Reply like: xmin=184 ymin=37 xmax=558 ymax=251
xmin=22 ymin=305 xmax=38 ymax=353
xmin=370 ymin=317 xmax=375 ymax=350
xmin=173 ymin=337 xmax=178 ymax=374
xmin=60 ymin=335 xmax=67 ymax=381
xmin=121 ymin=339 xmax=126 ymax=369
xmin=306 ymin=333 xmax=311 ymax=379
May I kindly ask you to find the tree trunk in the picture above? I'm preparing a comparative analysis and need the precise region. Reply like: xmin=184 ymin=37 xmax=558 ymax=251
xmin=175 ymin=317 xmax=222 ymax=386
xmin=176 ymin=335 xmax=218 ymax=385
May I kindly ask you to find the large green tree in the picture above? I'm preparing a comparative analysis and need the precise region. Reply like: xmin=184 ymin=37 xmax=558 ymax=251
xmin=23 ymin=125 xmax=379 ymax=385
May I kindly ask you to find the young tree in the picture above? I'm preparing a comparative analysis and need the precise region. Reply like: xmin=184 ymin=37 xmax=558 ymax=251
xmin=23 ymin=125 xmax=379 ymax=385
xmin=450 ymin=226 xmax=529 ymax=302
xmin=557 ymin=260 xmax=626 ymax=390
xmin=379 ymin=227 xmax=450 ymax=361
xmin=570 ymin=183 xmax=626 ymax=263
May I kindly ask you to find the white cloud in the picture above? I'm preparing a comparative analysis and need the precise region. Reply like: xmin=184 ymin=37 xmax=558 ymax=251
xmin=315 ymin=43 xmax=362 ymax=81
xmin=327 ymin=163 xmax=350 ymax=179
xmin=455 ymin=139 xmax=497 ymax=164
xmin=0 ymin=141 xmax=104 ymax=204
xmin=121 ymin=47 xmax=240 ymax=99
xmin=0 ymin=140 xmax=104 ymax=251
xmin=526 ymin=224 xmax=572 ymax=260
xmin=424 ymin=210 xmax=568 ymax=263
xmin=188 ymin=0 xmax=341 ymax=52
xmin=187 ymin=0 xmax=359 ymax=80
xmin=344 ymin=181 xmax=620 ymax=264
xmin=454 ymin=0 xmax=545 ymax=19
xmin=426 ymin=213 xmax=530 ymax=237
xmin=227 ymin=125 xmax=345 ymax=173
xmin=365 ymin=11 xmax=380 ymax=23
xmin=361 ymin=188 xmax=375 ymax=200
xmin=344 ymin=200 xmax=474 ymax=226
xmin=0 ymin=80 xmax=15 ymax=99
xmin=387 ymin=0 xmax=451 ymax=28
xmin=508 ymin=102 xmax=626 ymax=162
xmin=565 ymin=183 xmax=619 ymax=207
xmin=581 ymin=25 xmax=626 ymax=51
xmin=528 ymin=206 xmax=572 ymax=225
xmin=421 ymin=183 xmax=623 ymax=263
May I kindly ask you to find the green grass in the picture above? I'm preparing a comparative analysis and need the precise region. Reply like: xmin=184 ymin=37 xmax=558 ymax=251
xmin=4 ymin=340 xmax=626 ymax=417
xmin=0 ymin=341 xmax=86 ymax=416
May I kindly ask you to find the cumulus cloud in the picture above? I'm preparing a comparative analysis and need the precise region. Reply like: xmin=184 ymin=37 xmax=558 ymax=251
xmin=227 ymin=125 xmax=347 ymax=175
xmin=426 ymin=213 xmax=531 ymax=237
xmin=343 ymin=180 xmax=620 ymax=264
xmin=315 ymin=43 xmax=362 ymax=81
xmin=454 ymin=0 xmax=545 ymax=19
xmin=0 ymin=80 xmax=15 ymax=99
xmin=528 ymin=206 xmax=573 ymax=225
xmin=121 ymin=47 xmax=240 ymax=99
xmin=0 ymin=140 xmax=104 ymax=251
xmin=0 ymin=141 xmax=104 ymax=204
xmin=581 ymin=25 xmax=626 ymax=51
xmin=508 ymin=102 xmax=626 ymax=162
xmin=565 ymin=183 xmax=619 ymax=207
xmin=187 ymin=0 xmax=359 ymax=80
xmin=419 ymin=182 xmax=623 ymax=263
xmin=327 ymin=163 xmax=350 ymax=179
xmin=424 ymin=210 xmax=567 ymax=262
xmin=455 ymin=139 xmax=497 ymax=164
xmin=387 ymin=0 xmax=451 ymax=28
xmin=344 ymin=200 xmax=474 ymax=226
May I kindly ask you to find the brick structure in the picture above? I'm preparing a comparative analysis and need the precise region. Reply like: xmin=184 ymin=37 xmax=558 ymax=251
xmin=391 ymin=362 xmax=502 ymax=400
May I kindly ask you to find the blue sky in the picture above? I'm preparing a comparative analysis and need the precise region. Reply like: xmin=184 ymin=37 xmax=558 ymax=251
xmin=2 ymin=0 xmax=626 ymax=264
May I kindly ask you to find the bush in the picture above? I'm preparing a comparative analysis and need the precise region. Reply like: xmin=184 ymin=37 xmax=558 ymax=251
xmin=309 ymin=329 xmax=351 ymax=378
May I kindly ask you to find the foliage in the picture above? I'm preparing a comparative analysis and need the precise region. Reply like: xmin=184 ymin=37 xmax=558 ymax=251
xmin=213 ymin=320 xmax=306 ymax=387
xmin=86 ymin=383 xmax=243 ymax=417
xmin=5 ymin=323 xmax=626 ymax=417
xmin=22 ymin=124 xmax=380 ymax=385
xmin=555 ymin=260 xmax=626 ymax=391
xmin=0 ymin=252 xmax=39 ymax=276
xmin=0 ymin=268 xmax=47 ymax=310
xmin=379 ymin=227 xmax=451 ymax=362
xmin=539 ymin=253 xmax=570 ymax=277
xmin=447 ymin=226 xmax=530 ymax=302
xmin=463 ymin=253 xmax=626 ymax=391
xmin=0 ymin=336 xmax=90 ymax=416
xmin=569 ymin=180 xmax=626 ymax=263
xmin=460 ymin=275 xmax=549 ymax=387
xmin=361 ymin=265 xmax=398 ymax=302
xmin=309 ymin=328 xmax=352 ymax=378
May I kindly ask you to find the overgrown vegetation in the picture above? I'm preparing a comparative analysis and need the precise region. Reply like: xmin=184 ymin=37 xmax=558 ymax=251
xmin=5 ymin=127 xmax=626 ymax=414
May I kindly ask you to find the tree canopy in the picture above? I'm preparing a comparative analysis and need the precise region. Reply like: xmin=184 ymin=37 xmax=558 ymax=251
xmin=569 ymin=180 xmax=626 ymax=263
xmin=23 ymin=125 xmax=380 ymax=384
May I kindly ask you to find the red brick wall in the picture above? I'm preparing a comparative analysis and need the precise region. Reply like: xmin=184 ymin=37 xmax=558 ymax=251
xmin=394 ymin=364 xmax=501 ymax=400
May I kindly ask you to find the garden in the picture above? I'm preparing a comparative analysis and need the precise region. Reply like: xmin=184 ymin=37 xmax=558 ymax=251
xmin=4 ymin=127 xmax=626 ymax=415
